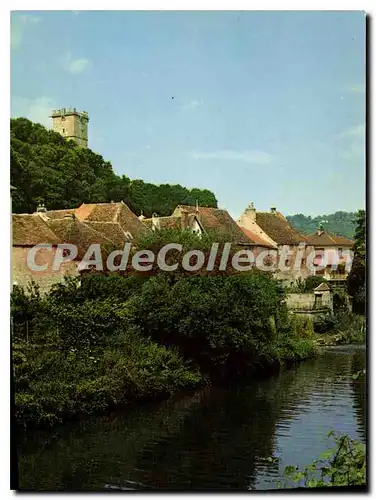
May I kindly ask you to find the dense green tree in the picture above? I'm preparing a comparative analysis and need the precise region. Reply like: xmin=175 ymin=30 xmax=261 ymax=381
xmin=10 ymin=118 xmax=217 ymax=215
xmin=287 ymin=211 xmax=357 ymax=239
xmin=347 ymin=210 xmax=366 ymax=313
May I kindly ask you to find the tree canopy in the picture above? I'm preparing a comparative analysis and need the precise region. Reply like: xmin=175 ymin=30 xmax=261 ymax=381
xmin=287 ymin=212 xmax=357 ymax=239
xmin=347 ymin=209 xmax=366 ymax=313
xmin=10 ymin=118 xmax=218 ymax=216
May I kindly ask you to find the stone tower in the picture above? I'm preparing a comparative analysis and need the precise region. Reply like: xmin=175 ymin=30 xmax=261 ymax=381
xmin=50 ymin=108 xmax=89 ymax=148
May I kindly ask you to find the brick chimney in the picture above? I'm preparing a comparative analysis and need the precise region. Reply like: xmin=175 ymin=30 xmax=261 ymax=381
xmin=181 ymin=209 xmax=189 ymax=230
xmin=245 ymin=201 xmax=256 ymax=221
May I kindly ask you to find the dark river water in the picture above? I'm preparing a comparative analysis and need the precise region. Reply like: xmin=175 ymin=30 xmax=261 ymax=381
xmin=17 ymin=345 xmax=366 ymax=491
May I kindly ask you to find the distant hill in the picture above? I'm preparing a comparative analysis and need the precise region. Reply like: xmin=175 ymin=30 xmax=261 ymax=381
xmin=10 ymin=118 xmax=218 ymax=217
xmin=286 ymin=212 xmax=357 ymax=239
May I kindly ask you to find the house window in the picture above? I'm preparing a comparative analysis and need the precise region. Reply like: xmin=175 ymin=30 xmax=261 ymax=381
xmin=62 ymin=128 xmax=65 ymax=134
xmin=285 ymin=259 xmax=291 ymax=267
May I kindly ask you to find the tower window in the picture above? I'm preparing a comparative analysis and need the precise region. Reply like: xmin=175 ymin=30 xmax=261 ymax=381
xmin=62 ymin=128 xmax=65 ymax=133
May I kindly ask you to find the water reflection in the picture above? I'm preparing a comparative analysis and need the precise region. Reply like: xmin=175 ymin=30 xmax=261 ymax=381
xmin=17 ymin=345 xmax=366 ymax=491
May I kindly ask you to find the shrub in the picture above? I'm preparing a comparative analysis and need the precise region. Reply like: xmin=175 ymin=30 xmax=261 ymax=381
xmin=289 ymin=314 xmax=315 ymax=338
xmin=313 ymin=312 xmax=366 ymax=344
xmin=124 ymin=274 xmax=284 ymax=376
xmin=13 ymin=329 xmax=201 ymax=428
xmin=279 ymin=431 xmax=366 ymax=488
xmin=313 ymin=313 xmax=338 ymax=334
xmin=12 ymin=271 xmax=318 ymax=428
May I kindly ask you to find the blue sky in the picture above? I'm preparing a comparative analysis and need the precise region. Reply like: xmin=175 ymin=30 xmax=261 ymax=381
xmin=11 ymin=10 xmax=365 ymax=218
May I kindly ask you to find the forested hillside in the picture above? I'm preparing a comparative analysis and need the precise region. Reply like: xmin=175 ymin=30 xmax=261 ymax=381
xmin=10 ymin=118 xmax=217 ymax=216
xmin=287 ymin=212 xmax=357 ymax=239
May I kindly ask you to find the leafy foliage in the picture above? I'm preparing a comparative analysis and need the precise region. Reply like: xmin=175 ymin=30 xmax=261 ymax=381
xmin=13 ymin=332 xmax=201 ymax=428
xmin=12 ymin=271 xmax=317 ymax=428
xmin=10 ymin=118 xmax=217 ymax=216
xmin=279 ymin=431 xmax=366 ymax=488
xmin=347 ymin=210 xmax=366 ymax=314
xmin=287 ymin=212 xmax=357 ymax=239
xmin=313 ymin=312 xmax=365 ymax=344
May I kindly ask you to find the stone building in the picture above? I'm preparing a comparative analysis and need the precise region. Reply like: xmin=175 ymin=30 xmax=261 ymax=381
xmin=171 ymin=205 xmax=257 ymax=246
xmin=12 ymin=212 xmax=79 ymax=293
xmin=142 ymin=210 xmax=204 ymax=235
xmin=305 ymin=225 xmax=354 ymax=283
xmin=143 ymin=204 xmax=277 ymax=266
xmin=237 ymin=202 xmax=312 ymax=283
xmin=51 ymin=108 xmax=89 ymax=148
xmin=12 ymin=202 xmax=150 ymax=293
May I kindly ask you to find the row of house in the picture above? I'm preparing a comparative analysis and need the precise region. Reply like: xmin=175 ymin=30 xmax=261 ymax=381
xmin=11 ymin=195 xmax=354 ymax=293
xmin=236 ymin=201 xmax=354 ymax=284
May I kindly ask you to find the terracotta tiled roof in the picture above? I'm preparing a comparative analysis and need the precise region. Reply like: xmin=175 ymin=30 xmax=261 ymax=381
xmin=75 ymin=203 xmax=119 ymax=222
xmin=13 ymin=202 xmax=149 ymax=251
xmin=44 ymin=209 xmax=77 ymax=220
xmin=239 ymin=227 xmax=276 ymax=249
xmin=12 ymin=214 xmax=61 ymax=246
xmin=74 ymin=202 xmax=149 ymax=240
xmin=116 ymin=203 xmax=150 ymax=238
xmin=47 ymin=216 xmax=115 ymax=258
xmin=306 ymin=231 xmax=354 ymax=247
xmin=143 ymin=216 xmax=182 ymax=231
xmin=172 ymin=205 xmax=255 ymax=245
xmin=84 ymin=221 xmax=133 ymax=247
xmin=255 ymin=211 xmax=307 ymax=245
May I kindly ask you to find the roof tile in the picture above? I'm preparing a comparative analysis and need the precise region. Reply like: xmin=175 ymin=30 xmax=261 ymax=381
xmin=306 ymin=231 xmax=354 ymax=247
xmin=173 ymin=205 xmax=255 ymax=245
xmin=255 ymin=211 xmax=307 ymax=245
xmin=12 ymin=214 xmax=61 ymax=246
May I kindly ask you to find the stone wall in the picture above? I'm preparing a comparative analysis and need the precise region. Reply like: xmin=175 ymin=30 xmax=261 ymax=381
xmin=286 ymin=291 xmax=333 ymax=312
xmin=286 ymin=293 xmax=316 ymax=311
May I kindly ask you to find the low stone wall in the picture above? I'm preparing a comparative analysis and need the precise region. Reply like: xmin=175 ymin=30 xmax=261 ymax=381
xmin=286 ymin=293 xmax=315 ymax=310
xmin=286 ymin=291 xmax=333 ymax=312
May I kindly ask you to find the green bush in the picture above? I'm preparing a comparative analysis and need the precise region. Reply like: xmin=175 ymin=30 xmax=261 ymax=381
xmin=313 ymin=312 xmax=366 ymax=344
xmin=13 ymin=330 xmax=201 ymax=428
xmin=124 ymin=274 xmax=284 ymax=376
xmin=313 ymin=313 xmax=338 ymax=334
xmin=12 ymin=272 xmax=317 ymax=428
xmin=48 ymin=274 xmax=146 ymax=304
xmin=279 ymin=431 xmax=366 ymax=488
xmin=289 ymin=314 xmax=315 ymax=339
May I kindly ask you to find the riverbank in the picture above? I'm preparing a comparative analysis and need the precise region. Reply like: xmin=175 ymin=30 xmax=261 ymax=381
xmin=16 ymin=345 xmax=366 ymax=490
xmin=314 ymin=334 xmax=363 ymax=347
xmin=13 ymin=334 xmax=317 ymax=430
xmin=312 ymin=312 xmax=366 ymax=346
xmin=12 ymin=273 xmax=319 ymax=430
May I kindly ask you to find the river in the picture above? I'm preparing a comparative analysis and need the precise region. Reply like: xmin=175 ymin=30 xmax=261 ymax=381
xmin=17 ymin=344 xmax=366 ymax=491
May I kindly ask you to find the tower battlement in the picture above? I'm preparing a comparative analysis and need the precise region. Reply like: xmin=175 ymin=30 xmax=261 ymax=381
xmin=50 ymin=108 xmax=89 ymax=148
